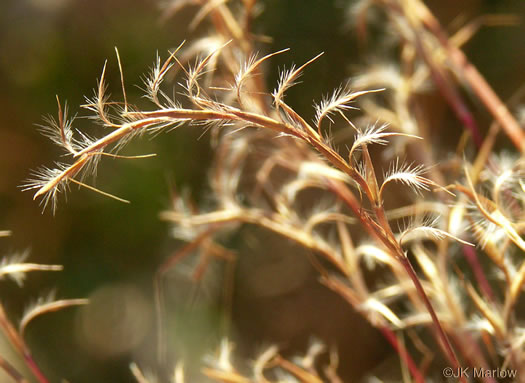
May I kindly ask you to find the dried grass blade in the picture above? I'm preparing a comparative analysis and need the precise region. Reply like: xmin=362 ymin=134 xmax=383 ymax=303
xmin=20 ymin=298 xmax=89 ymax=336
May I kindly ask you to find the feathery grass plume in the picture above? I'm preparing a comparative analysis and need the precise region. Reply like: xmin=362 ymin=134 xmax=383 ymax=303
xmin=0 ymin=250 xmax=62 ymax=287
xmin=0 ymin=233 xmax=87 ymax=382
xmin=26 ymin=39 xmax=467 ymax=382
xmin=20 ymin=0 xmax=525 ymax=381
xmin=313 ymin=87 xmax=383 ymax=135
xmin=200 ymin=338 xmax=340 ymax=383
xmin=19 ymin=292 xmax=88 ymax=336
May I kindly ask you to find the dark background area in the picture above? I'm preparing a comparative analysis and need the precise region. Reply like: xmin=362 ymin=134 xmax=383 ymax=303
xmin=0 ymin=0 xmax=524 ymax=381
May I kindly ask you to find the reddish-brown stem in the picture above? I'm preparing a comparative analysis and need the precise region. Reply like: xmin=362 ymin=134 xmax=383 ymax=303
xmin=326 ymin=180 xmax=382 ymax=243
xmin=323 ymin=270 xmax=425 ymax=383
xmin=22 ymin=357 xmax=49 ymax=383
xmin=329 ymin=164 xmax=464 ymax=380
xmin=0 ymin=306 xmax=49 ymax=383
xmin=380 ymin=327 xmax=425 ymax=383
xmin=415 ymin=1 xmax=525 ymax=153
xmin=416 ymin=42 xmax=483 ymax=148
xmin=0 ymin=355 xmax=28 ymax=383
xmin=462 ymin=245 xmax=494 ymax=302
xmin=325 ymin=138 xmax=464 ymax=379
xmin=398 ymin=256 xmax=466 ymax=383
xmin=389 ymin=0 xmax=483 ymax=149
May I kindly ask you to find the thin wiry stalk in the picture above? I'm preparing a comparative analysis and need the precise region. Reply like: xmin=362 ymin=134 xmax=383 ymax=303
xmin=0 ymin=305 xmax=49 ymax=383
xmin=0 ymin=354 xmax=27 ymax=383
xmin=413 ymin=0 xmax=525 ymax=152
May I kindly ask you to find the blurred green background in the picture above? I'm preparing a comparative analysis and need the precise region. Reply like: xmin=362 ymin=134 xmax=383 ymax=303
xmin=0 ymin=0 xmax=524 ymax=381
